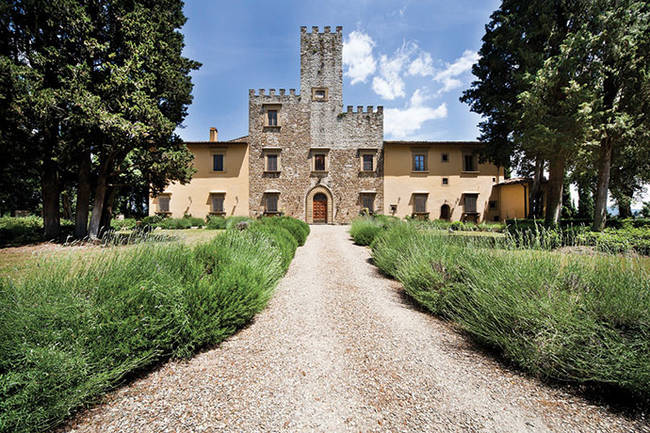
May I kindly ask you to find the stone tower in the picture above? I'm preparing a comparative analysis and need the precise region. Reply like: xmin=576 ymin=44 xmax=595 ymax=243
xmin=300 ymin=26 xmax=343 ymax=148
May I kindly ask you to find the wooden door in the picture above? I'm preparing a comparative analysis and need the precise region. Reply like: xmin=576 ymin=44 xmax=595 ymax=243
xmin=313 ymin=193 xmax=327 ymax=223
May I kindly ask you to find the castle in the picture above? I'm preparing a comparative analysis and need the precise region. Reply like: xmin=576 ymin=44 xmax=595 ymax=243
xmin=150 ymin=26 xmax=531 ymax=224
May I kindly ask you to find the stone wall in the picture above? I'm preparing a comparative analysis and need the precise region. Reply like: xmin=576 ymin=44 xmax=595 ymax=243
xmin=248 ymin=26 xmax=384 ymax=224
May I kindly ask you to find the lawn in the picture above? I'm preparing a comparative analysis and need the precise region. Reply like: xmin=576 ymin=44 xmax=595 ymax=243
xmin=0 ymin=228 xmax=222 ymax=279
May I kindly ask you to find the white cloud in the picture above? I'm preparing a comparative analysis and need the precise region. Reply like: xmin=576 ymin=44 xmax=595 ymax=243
xmin=384 ymin=89 xmax=448 ymax=138
xmin=371 ymin=43 xmax=416 ymax=100
xmin=408 ymin=51 xmax=434 ymax=77
xmin=343 ymin=31 xmax=376 ymax=84
xmin=433 ymin=49 xmax=478 ymax=93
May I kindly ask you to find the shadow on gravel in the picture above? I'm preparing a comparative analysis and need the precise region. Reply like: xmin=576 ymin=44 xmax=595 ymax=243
xmin=362 ymin=253 xmax=650 ymax=425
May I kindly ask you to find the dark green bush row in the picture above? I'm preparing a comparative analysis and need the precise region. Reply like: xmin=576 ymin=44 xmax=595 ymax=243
xmin=370 ymin=222 xmax=650 ymax=397
xmin=0 ymin=216 xmax=75 ymax=247
xmin=0 ymin=217 xmax=307 ymax=433
xmin=257 ymin=216 xmax=309 ymax=246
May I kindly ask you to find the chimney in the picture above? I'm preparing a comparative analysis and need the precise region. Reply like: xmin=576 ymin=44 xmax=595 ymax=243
xmin=209 ymin=127 xmax=218 ymax=142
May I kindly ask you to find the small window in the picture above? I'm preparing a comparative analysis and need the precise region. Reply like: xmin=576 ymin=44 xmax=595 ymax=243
xmin=267 ymin=110 xmax=278 ymax=126
xmin=266 ymin=154 xmax=278 ymax=171
xmin=464 ymin=194 xmax=478 ymax=213
xmin=312 ymin=87 xmax=328 ymax=101
xmin=361 ymin=194 xmax=374 ymax=213
xmin=441 ymin=153 xmax=449 ymax=162
xmin=489 ymin=200 xmax=497 ymax=209
xmin=213 ymin=154 xmax=224 ymax=172
xmin=314 ymin=154 xmax=326 ymax=171
xmin=158 ymin=195 xmax=170 ymax=213
xmin=442 ymin=177 xmax=449 ymax=185
xmin=413 ymin=154 xmax=426 ymax=172
xmin=211 ymin=195 xmax=224 ymax=213
xmin=315 ymin=90 xmax=326 ymax=99
xmin=463 ymin=154 xmax=477 ymax=171
xmin=414 ymin=194 xmax=427 ymax=213
xmin=362 ymin=154 xmax=374 ymax=171
xmin=266 ymin=194 xmax=278 ymax=213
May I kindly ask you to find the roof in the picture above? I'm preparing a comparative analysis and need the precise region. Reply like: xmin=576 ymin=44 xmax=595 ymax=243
xmin=495 ymin=177 xmax=547 ymax=186
xmin=184 ymin=140 xmax=248 ymax=145
xmin=383 ymin=140 xmax=482 ymax=146
xmin=228 ymin=135 xmax=249 ymax=142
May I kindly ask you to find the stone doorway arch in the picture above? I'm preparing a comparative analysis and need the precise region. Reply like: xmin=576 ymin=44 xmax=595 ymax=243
xmin=305 ymin=185 xmax=334 ymax=224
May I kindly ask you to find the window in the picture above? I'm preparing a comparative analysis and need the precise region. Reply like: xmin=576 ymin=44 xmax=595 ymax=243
xmin=464 ymin=194 xmax=478 ymax=213
xmin=267 ymin=110 xmax=278 ymax=126
xmin=489 ymin=200 xmax=497 ymax=209
xmin=414 ymin=194 xmax=427 ymax=213
xmin=312 ymin=87 xmax=328 ymax=101
xmin=266 ymin=154 xmax=278 ymax=171
xmin=441 ymin=153 xmax=449 ymax=162
xmin=265 ymin=194 xmax=278 ymax=213
xmin=213 ymin=154 xmax=224 ymax=172
xmin=361 ymin=194 xmax=374 ymax=213
xmin=463 ymin=154 xmax=477 ymax=171
xmin=158 ymin=195 xmax=170 ymax=213
xmin=413 ymin=154 xmax=426 ymax=172
xmin=442 ymin=177 xmax=449 ymax=185
xmin=211 ymin=195 xmax=224 ymax=213
xmin=314 ymin=154 xmax=326 ymax=171
xmin=362 ymin=154 xmax=374 ymax=171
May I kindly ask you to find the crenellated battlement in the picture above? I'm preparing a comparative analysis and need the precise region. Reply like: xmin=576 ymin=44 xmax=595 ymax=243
xmin=341 ymin=105 xmax=384 ymax=115
xmin=248 ymin=88 xmax=301 ymax=102
xmin=300 ymin=25 xmax=342 ymax=35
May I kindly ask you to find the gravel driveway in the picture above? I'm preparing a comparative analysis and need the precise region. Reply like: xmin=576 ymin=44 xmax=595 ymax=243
xmin=65 ymin=225 xmax=647 ymax=432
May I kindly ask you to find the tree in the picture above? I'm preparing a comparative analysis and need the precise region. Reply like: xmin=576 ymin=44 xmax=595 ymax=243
xmin=641 ymin=201 xmax=650 ymax=218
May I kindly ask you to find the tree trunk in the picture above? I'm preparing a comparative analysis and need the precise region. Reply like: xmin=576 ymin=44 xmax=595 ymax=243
xmin=592 ymin=138 xmax=612 ymax=231
xmin=61 ymin=190 xmax=73 ymax=220
xmin=99 ymin=185 xmax=117 ymax=237
xmin=545 ymin=155 xmax=565 ymax=226
xmin=74 ymin=150 xmax=92 ymax=238
xmin=88 ymin=157 xmax=113 ymax=238
xmin=529 ymin=157 xmax=544 ymax=218
xmin=617 ymin=199 xmax=632 ymax=219
xmin=41 ymin=156 xmax=60 ymax=240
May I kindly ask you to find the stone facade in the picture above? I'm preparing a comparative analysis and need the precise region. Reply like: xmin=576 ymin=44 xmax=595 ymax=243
xmin=248 ymin=25 xmax=383 ymax=224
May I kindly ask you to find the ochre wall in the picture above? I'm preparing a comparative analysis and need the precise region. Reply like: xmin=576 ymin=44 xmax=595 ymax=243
xmin=383 ymin=143 xmax=503 ymax=222
xmin=149 ymin=142 xmax=249 ymax=218
xmin=497 ymin=183 xmax=528 ymax=220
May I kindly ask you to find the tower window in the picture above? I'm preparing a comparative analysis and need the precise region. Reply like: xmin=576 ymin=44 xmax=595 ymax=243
xmin=442 ymin=177 xmax=449 ymax=185
xmin=267 ymin=110 xmax=278 ymax=126
xmin=362 ymin=154 xmax=374 ymax=171
xmin=314 ymin=154 xmax=326 ymax=171
xmin=311 ymin=87 xmax=328 ymax=101
xmin=265 ymin=194 xmax=279 ymax=213
xmin=441 ymin=153 xmax=449 ymax=162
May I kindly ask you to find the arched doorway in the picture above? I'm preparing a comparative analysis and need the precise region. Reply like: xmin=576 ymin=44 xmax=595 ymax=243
xmin=305 ymin=185 xmax=334 ymax=224
xmin=440 ymin=204 xmax=451 ymax=220
xmin=313 ymin=193 xmax=328 ymax=223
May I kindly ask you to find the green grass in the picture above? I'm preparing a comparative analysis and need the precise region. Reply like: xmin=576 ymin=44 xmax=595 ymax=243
xmin=370 ymin=222 xmax=650 ymax=398
xmin=0 ymin=217 xmax=306 ymax=433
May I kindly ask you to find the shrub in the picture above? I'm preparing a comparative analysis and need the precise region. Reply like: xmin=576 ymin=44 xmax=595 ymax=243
xmin=370 ymin=224 xmax=650 ymax=397
xmin=205 ymin=215 xmax=227 ymax=230
xmin=350 ymin=217 xmax=384 ymax=246
xmin=141 ymin=214 xmax=164 ymax=226
xmin=258 ymin=216 xmax=309 ymax=246
xmin=0 ymin=216 xmax=44 ymax=246
xmin=0 ymin=217 xmax=306 ymax=433
xmin=110 ymin=218 xmax=138 ymax=231
xmin=225 ymin=216 xmax=253 ymax=230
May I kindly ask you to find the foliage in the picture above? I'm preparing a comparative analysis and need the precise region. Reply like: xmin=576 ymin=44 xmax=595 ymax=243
xmin=258 ymin=216 xmax=310 ymax=246
xmin=371 ymin=222 xmax=650 ymax=397
xmin=0 ymin=217 xmax=75 ymax=247
xmin=205 ymin=215 xmax=227 ymax=230
xmin=224 ymin=216 xmax=254 ymax=231
xmin=0 ymin=216 xmax=306 ymax=433
xmin=349 ymin=215 xmax=400 ymax=246
xmin=156 ymin=216 xmax=203 ymax=230
xmin=110 ymin=218 xmax=138 ymax=231
xmin=643 ymin=202 xmax=650 ymax=218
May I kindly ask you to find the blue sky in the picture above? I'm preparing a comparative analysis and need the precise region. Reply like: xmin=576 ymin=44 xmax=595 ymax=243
xmin=178 ymin=0 xmax=501 ymax=142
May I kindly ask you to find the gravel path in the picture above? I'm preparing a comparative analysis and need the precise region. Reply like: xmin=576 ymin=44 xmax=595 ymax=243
xmin=65 ymin=225 xmax=647 ymax=432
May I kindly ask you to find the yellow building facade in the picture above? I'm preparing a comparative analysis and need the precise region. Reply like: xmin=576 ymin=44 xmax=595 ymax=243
xmin=150 ymin=26 xmax=533 ymax=224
